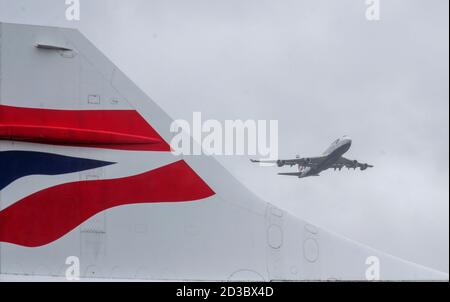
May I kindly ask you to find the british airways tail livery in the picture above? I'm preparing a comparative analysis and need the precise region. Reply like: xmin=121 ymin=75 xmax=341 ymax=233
xmin=0 ymin=23 xmax=447 ymax=281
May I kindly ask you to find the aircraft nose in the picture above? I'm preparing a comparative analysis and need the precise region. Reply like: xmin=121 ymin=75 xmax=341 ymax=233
xmin=343 ymin=136 xmax=352 ymax=144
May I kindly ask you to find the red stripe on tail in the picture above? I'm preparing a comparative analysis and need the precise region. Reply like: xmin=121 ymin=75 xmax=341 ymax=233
xmin=0 ymin=105 xmax=171 ymax=151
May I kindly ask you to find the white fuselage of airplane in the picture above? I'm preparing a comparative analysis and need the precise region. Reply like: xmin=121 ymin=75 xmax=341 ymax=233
xmin=298 ymin=136 xmax=352 ymax=178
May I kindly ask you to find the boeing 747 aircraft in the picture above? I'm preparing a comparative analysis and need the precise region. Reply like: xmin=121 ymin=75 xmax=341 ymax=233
xmin=251 ymin=136 xmax=373 ymax=178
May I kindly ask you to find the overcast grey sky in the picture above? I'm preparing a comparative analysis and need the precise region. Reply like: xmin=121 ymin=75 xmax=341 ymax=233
xmin=0 ymin=0 xmax=448 ymax=273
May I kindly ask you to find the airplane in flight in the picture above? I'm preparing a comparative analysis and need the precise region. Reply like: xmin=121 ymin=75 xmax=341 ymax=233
xmin=251 ymin=136 xmax=374 ymax=178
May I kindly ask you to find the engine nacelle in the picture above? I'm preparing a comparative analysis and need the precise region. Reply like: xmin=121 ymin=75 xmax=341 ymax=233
xmin=360 ymin=164 xmax=368 ymax=171
xmin=277 ymin=160 xmax=285 ymax=167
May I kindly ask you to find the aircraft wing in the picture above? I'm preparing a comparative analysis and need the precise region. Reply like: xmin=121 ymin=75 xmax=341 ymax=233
xmin=334 ymin=157 xmax=374 ymax=171
xmin=251 ymin=156 xmax=325 ymax=167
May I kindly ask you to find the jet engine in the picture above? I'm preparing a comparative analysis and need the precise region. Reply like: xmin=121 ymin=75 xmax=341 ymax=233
xmin=277 ymin=160 xmax=285 ymax=167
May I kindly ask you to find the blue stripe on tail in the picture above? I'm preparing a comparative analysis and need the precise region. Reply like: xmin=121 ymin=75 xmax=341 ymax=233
xmin=0 ymin=151 xmax=115 ymax=190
